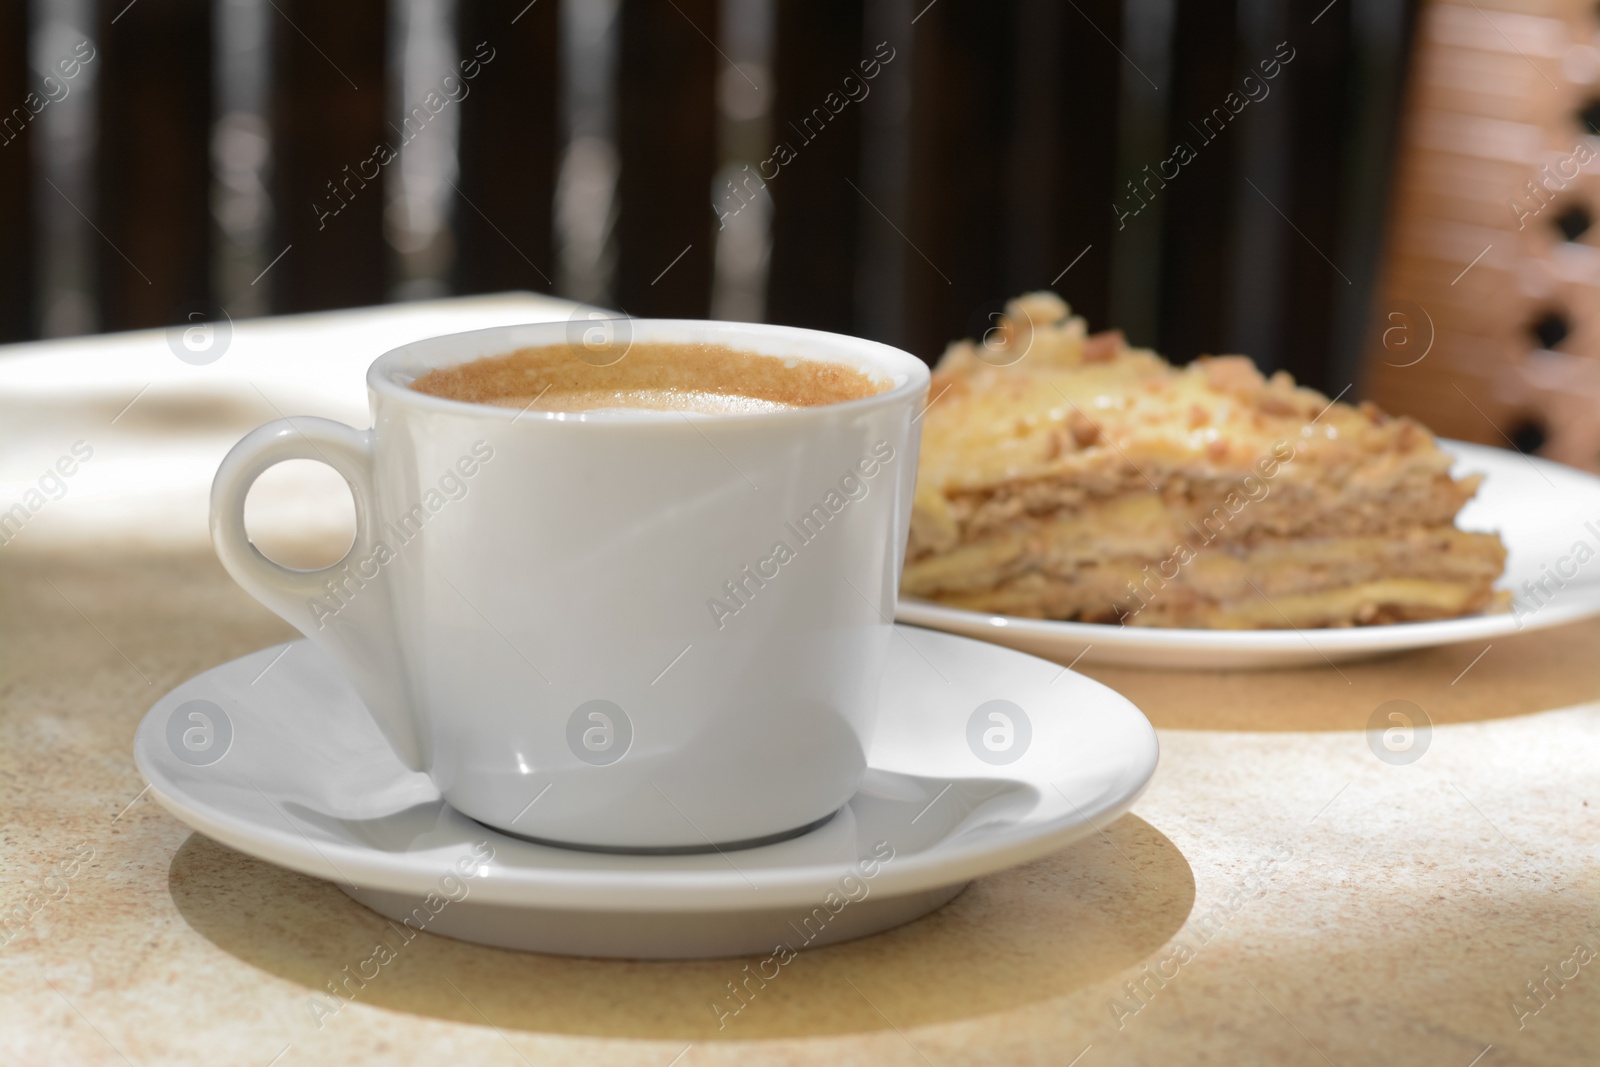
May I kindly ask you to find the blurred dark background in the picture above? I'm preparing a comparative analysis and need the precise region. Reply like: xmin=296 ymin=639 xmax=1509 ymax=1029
xmin=1 ymin=0 xmax=1420 ymax=392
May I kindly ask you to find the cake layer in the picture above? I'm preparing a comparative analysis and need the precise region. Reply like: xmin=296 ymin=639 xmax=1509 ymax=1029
xmin=907 ymin=527 xmax=1506 ymax=629
xmin=926 ymin=575 xmax=1499 ymax=629
xmin=910 ymin=472 xmax=1484 ymax=562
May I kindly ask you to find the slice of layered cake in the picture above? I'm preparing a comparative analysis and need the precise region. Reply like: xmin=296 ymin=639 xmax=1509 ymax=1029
xmin=902 ymin=293 xmax=1507 ymax=628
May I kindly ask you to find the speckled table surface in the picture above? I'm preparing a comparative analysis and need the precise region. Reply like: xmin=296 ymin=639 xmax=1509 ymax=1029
xmin=3 ymin=539 xmax=1597 ymax=1067
xmin=1 ymin=300 xmax=1596 ymax=1065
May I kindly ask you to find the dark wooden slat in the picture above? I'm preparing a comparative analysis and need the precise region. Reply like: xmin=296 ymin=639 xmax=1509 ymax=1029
xmin=902 ymin=0 xmax=1018 ymax=362
xmin=270 ymin=0 xmax=388 ymax=312
xmin=1277 ymin=8 xmax=1352 ymax=393
xmin=614 ymin=0 xmax=718 ymax=317
xmin=1018 ymin=0 xmax=1121 ymax=332
xmin=1155 ymin=0 xmax=1239 ymax=363
xmin=0 ymin=2 xmax=33 ymax=340
xmin=849 ymin=0 xmax=914 ymax=349
xmin=1336 ymin=0 xmax=1423 ymax=394
xmin=764 ymin=0 xmax=867 ymax=335
xmin=1004 ymin=0 xmax=1062 ymax=301
xmin=95 ymin=0 xmax=212 ymax=331
xmin=454 ymin=0 xmax=559 ymax=295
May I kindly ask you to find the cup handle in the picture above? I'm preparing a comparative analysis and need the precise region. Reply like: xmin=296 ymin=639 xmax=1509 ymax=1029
xmin=210 ymin=416 xmax=424 ymax=771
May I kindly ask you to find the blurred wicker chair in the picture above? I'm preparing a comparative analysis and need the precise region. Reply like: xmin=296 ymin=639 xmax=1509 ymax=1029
xmin=1367 ymin=0 xmax=1600 ymax=470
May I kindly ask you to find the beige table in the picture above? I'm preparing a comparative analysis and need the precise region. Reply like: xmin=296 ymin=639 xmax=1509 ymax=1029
xmin=2 ymin=301 xmax=1597 ymax=1066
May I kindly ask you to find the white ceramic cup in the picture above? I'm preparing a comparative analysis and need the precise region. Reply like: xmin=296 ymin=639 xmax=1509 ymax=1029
xmin=210 ymin=319 xmax=929 ymax=851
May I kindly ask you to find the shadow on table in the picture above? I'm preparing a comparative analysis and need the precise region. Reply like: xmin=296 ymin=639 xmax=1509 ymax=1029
xmin=167 ymin=813 xmax=1193 ymax=1040
xmin=1075 ymin=618 xmax=1600 ymax=733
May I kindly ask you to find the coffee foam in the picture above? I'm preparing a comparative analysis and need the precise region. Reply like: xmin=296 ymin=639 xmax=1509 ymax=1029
xmin=407 ymin=341 xmax=889 ymax=414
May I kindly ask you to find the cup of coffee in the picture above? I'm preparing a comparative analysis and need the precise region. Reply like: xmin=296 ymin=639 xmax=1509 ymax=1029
xmin=210 ymin=318 xmax=929 ymax=851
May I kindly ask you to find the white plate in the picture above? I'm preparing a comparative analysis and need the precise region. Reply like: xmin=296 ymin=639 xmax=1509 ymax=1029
xmin=133 ymin=626 xmax=1158 ymax=959
xmin=897 ymin=441 xmax=1600 ymax=669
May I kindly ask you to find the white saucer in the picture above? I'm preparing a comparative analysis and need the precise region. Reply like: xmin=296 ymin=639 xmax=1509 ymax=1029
xmin=134 ymin=626 xmax=1158 ymax=959
xmin=898 ymin=441 xmax=1600 ymax=669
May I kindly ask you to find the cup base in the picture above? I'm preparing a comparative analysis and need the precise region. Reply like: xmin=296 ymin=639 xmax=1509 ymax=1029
xmin=473 ymin=808 xmax=841 ymax=856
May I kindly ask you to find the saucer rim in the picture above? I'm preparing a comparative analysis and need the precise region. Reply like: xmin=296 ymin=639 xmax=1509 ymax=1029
xmin=134 ymin=630 xmax=1159 ymax=912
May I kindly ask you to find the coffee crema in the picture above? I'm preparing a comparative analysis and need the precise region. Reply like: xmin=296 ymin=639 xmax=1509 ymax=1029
xmin=408 ymin=341 xmax=890 ymax=415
